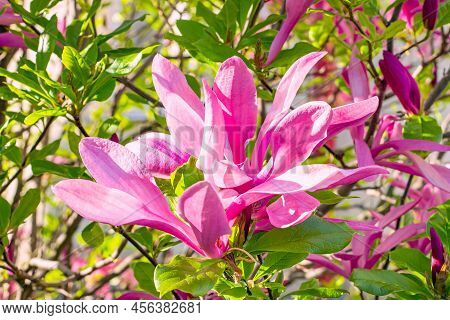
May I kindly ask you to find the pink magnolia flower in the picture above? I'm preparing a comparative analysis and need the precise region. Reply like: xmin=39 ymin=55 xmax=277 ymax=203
xmin=379 ymin=51 xmax=421 ymax=115
xmin=400 ymin=0 xmax=422 ymax=26
xmin=430 ymin=227 xmax=445 ymax=285
xmin=370 ymin=115 xmax=450 ymax=193
xmin=150 ymin=52 xmax=386 ymax=229
xmin=53 ymin=138 xmax=231 ymax=258
xmin=309 ymin=200 xmax=426 ymax=277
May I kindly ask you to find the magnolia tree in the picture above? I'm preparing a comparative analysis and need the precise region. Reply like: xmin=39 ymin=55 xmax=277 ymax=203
xmin=0 ymin=0 xmax=448 ymax=300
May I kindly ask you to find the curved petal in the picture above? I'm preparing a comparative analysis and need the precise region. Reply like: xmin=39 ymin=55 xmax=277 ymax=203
xmin=152 ymin=54 xmax=204 ymax=155
xmin=371 ymin=139 xmax=450 ymax=157
xmin=0 ymin=32 xmax=26 ymax=49
xmin=126 ymin=132 xmax=189 ymax=178
xmin=213 ymin=56 xmax=257 ymax=164
xmin=178 ymin=181 xmax=231 ymax=258
xmin=251 ymin=51 xmax=327 ymax=171
xmin=79 ymin=138 xmax=171 ymax=215
xmin=52 ymin=180 xmax=201 ymax=253
xmin=307 ymin=254 xmax=349 ymax=278
xmin=212 ymin=160 xmax=252 ymax=188
xmin=226 ymin=164 xmax=388 ymax=219
xmin=197 ymin=81 xmax=227 ymax=172
xmin=266 ymin=0 xmax=315 ymax=65
xmin=270 ymin=101 xmax=332 ymax=176
xmin=376 ymin=198 xmax=422 ymax=228
xmin=267 ymin=192 xmax=319 ymax=228
xmin=347 ymin=52 xmax=370 ymax=102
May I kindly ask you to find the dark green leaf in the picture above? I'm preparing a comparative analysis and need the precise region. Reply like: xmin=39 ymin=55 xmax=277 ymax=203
xmin=29 ymin=139 xmax=60 ymax=161
xmin=255 ymin=252 xmax=307 ymax=279
xmin=350 ymin=269 xmax=430 ymax=297
xmin=268 ymin=42 xmax=318 ymax=68
xmin=428 ymin=200 xmax=449 ymax=252
xmin=0 ymin=197 xmax=11 ymax=235
xmin=31 ymin=159 xmax=85 ymax=178
xmin=10 ymin=189 xmax=40 ymax=229
xmin=245 ymin=216 xmax=353 ymax=254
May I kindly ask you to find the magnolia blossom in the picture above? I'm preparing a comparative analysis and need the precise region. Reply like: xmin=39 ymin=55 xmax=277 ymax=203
xmin=54 ymin=52 xmax=389 ymax=259
xmin=309 ymin=200 xmax=427 ymax=277
xmin=430 ymin=227 xmax=445 ymax=285
xmin=379 ymin=51 xmax=421 ymax=115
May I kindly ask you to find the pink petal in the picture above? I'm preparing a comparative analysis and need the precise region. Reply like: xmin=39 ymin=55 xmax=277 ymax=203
xmin=0 ymin=32 xmax=26 ymax=49
xmin=226 ymin=164 xmax=388 ymax=219
xmin=126 ymin=132 xmax=189 ymax=178
xmin=325 ymin=218 xmax=381 ymax=232
xmin=347 ymin=52 xmax=370 ymax=102
xmin=52 ymin=180 xmax=201 ymax=253
xmin=213 ymin=56 xmax=257 ymax=164
xmin=307 ymin=254 xmax=349 ymax=278
xmin=116 ymin=292 xmax=159 ymax=300
xmin=266 ymin=0 xmax=315 ymax=65
xmin=376 ymin=198 xmax=422 ymax=228
xmin=79 ymin=138 xmax=171 ymax=215
xmin=270 ymin=101 xmax=332 ymax=176
xmin=370 ymin=223 xmax=426 ymax=265
xmin=325 ymin=96 xmax=379 ymax=139
xmin=371 ymin=139 xmax=450 ymax=157
xmin=152 ymin=54 xmax=204 ymax=156
xmin=178 ymin=182 xmax=231 ymax=258
xmin=251 ymin=51 xmax=327 ymax=171
xmin=267 ymin=192 xmax=319 ymax=228
xmin=212 ymin=160 xmax=252 ymax=188
xmin=197 ymin=81 xmax=227 ymax=172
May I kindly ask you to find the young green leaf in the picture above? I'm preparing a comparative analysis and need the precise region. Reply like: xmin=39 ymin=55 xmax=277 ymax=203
xmin=390 ymin=248 xmax=431 ymax=275
xmin=24 ymin=108 xmax=67 ymax=126
xmin=131 ymin=262 xmax=158 ymax=296
xmin=10 ymin=189 xmax=41 ymax=229
xmin=0 ymin=197 xmax=11 ymax=235
xmin=81 ymin=222 xmax=104 ymax=247
xmin=403 ymin=115 xmax=443 ymax=142
xmin=61 ymin=46 xmax=90 ymax=83
xmin=155 ymin=255 xmax=226 ymax=297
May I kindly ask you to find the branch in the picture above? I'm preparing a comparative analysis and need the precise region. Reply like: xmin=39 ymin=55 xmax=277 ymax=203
xmin=424 ymin=70 xmax=450 ymax=112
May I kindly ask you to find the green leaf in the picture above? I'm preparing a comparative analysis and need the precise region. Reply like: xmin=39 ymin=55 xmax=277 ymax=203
xmin=350 ymin=269 xmax=430 ymax=297
xmin=97 ymin=117 xmax=120 ymax=138
xmin=131 ymin=262 xmax=158 ymax=296
xmin=308 ymin=190 xmax=357 ymax=205
xmin=403 ymin=115 xmax=442 ymax=142
xmin=29 ymin=139 xmax=60 ymax=161
xmin=283 ymin=288 xmax=348 ymax=299
xmin=61 ymin=46 xmax=90 ymax=83
xmin=155 ymin=255 xmax=226 ymax=297
xmin=96 ymin=15 xmax=147 ymax=45
xmin=428 ymin=200 xmax=450 ymax=252
xmin=3 ymin=145 xmax=22 ymax=166
xmin=67 ymin=130 xmax=81 ymax=157
xmin=390 ymin=248 xmax=430 ymax=275
xmin=435 ymin=1 xmax=450 ymax=28
xmin=171 ymin=157 xmax=204 ymax=196
xmin=30 ymin=0 xmax=53 ymax=14
xmin=10 ymin=189 xmax=40 ymax=229
xmin=36 ymin=15 xmax=58 ymax=71
xmin=130 ymin=227 xmax=154 ymax=253
xmin=84 ymin=73 xmax=116 ymax=103
xmin=81 ymin=222 xmax=104 ymax=247
xmin=0 ymin=197 xmax=11 ymax=235
xmin=268 ymin=42 xmax=318 ymax=68
xmin=214 ymin=278 xmax=247 ymax=299
xmin=31 ymin=159 xmax=85 ymax=178
xmin=255 ymin=252 xmax=307 ymax=279
xmin=380 ymin=20 xmax=406 ymax=40
xmin=107 ymin=44 xmax=159 ymax=76
xmin=24 ymin=108 xmax=67 ymax=125
xmin=245 ymin=216 xmax=353 ymax=254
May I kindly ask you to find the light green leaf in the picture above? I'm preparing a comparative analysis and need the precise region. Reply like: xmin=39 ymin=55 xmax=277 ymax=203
xmin=10 ymin=189 xmax=40 ymax=229
xmin=61 ymin=46 xmax=90 ymax=83
xmin=283 ymin=288 xmax=348 ymax=299
xmin=381 ymin=20 xmax=406 ymax=40
xmin=36 ymin=15 xmax=58 ymax=71
xmin=403 ymin=115 xmax=442 ymax=142
xmin=155 ymin=255 xmax=226 ymax=297
xmin=245 ymin=216 xmax=354 ymax=254
xmin=390 ymin=248 xmax=430 ymax=275
xmin=131 ymin=262 xmax=158 ymax=296
xmin=308 ymin=190 xmax=357 ymax=205
xmin=24 ymin=108 xmax=67 ymax=126
xmin=171 ymin=157 xmax=204 ymax=196
xmin=97 ymin=117 xmax=120 ymax=138
xmin=81 ymin=222 xmax=104 ymax=247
